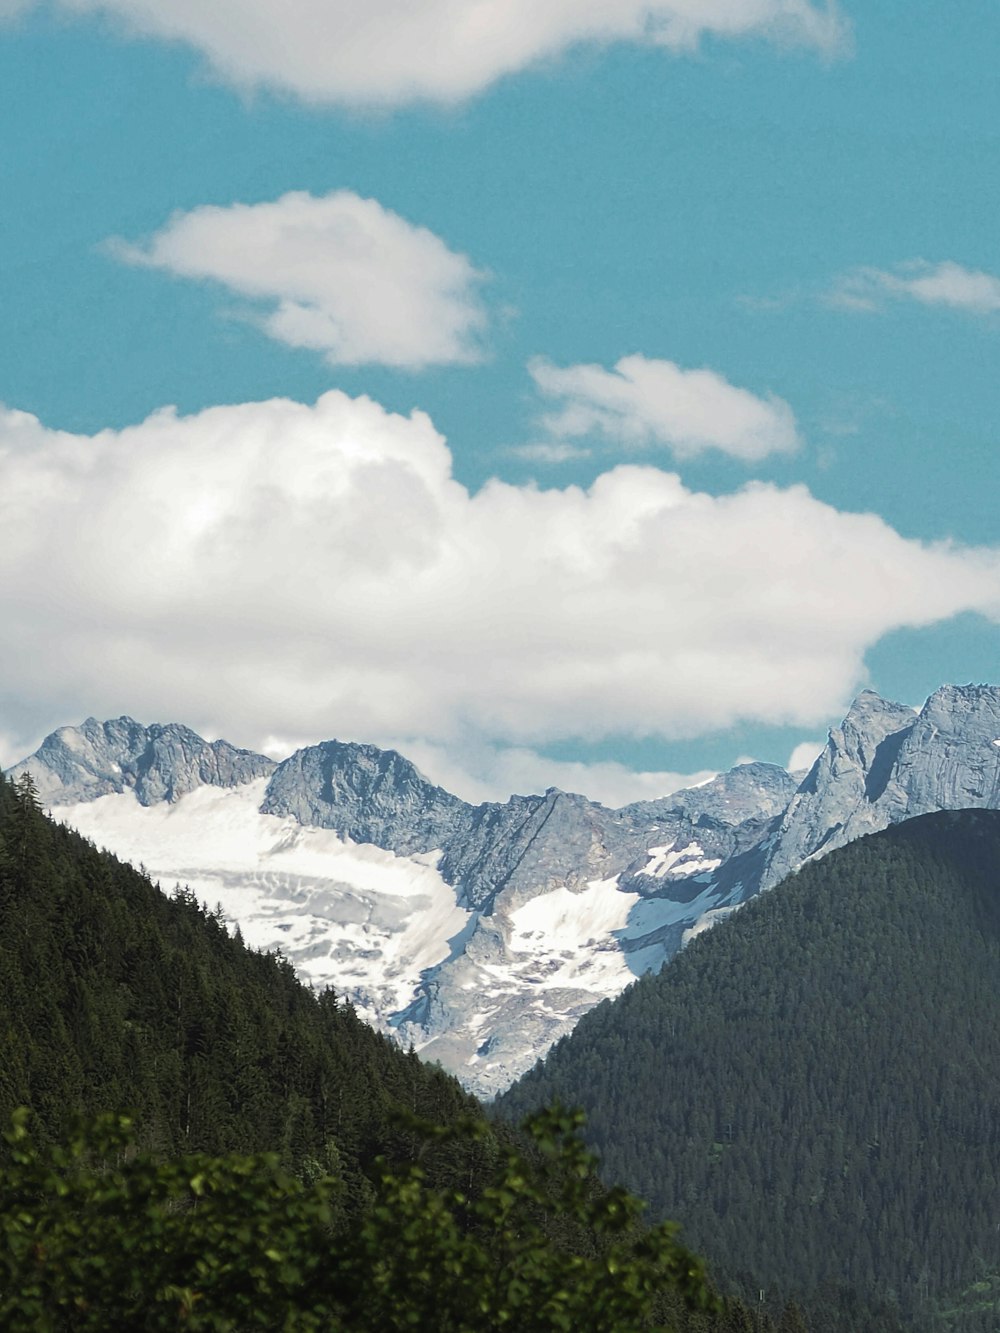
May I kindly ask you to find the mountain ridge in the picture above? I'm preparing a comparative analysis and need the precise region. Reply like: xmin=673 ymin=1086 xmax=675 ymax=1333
xmin=10 ymin=681 xmax=1000 ymax=1096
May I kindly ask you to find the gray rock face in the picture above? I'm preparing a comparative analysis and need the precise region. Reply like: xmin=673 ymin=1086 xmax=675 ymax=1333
xmin=624 ymin=760 xmax=799 ymax=831
xmin=444 ymin=790 xmax=652 ymax=912
xmin=758 ymin=684 xmax=1000 ymax=892
xmin=618 ymin=762 xmax=800 ymax=899
xmin=261 ymin=740 xmax=466 ymax=857
xmin=885 ymin=684 xmax=1000 ymax=817
xmin=246 ymin=684 xmax=1000 ymax=921
xmin=261 ymin=744 xmax=796 ymax=913
xmin=757 ymin=691 xmax=919 ymax=890
xmin=9 ymin=716 xmax=274 ymax=806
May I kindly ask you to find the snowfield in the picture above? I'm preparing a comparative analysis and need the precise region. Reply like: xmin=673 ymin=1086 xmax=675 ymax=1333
xmin=55 ymin=781 xmax=703 ymax=1093
xmin=58 ymin=780 xmax=471 ymax=1026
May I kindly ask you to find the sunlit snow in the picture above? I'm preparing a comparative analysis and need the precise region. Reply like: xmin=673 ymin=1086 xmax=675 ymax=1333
xmin=54 ymin=779 xmax=731 ymax=1097
xmin=643 ymin=841 xmax=722 ymax=878
xmin=507 ymin=877 xmax=638 ymax=992
xmin=57 ymin=779 xmax=471 ymax=1027
xmin=681 ymin=902 xmax=742 ymax=945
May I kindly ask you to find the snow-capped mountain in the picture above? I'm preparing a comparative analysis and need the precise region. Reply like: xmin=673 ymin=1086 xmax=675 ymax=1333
xmin=11 ymin=683 xmax=1000 ymax=1097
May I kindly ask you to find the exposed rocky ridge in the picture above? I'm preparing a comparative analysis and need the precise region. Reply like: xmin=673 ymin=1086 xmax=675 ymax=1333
xmin=12 ymin=682 xmax=1000 ymax=1097
xmin=7 ymin=716 xmax=274 ymax=807
xmin=260 ymin=740 xmax=465 ymax=858
xmin=256 ymin=747 xmax=802 ymax=1091
xmin=757 ymin=684 xmax=1000 ymax=892
xmin=261 ymin=744 xmax=798 ymax=914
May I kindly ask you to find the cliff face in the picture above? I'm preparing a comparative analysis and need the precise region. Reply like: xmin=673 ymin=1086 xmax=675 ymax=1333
xmin=759 ymin=684 xmax=1000 ymax=892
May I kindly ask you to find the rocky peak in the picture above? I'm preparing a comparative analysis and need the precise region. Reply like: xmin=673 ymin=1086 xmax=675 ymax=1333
xmin=444 ymin=787 xmax=635 ymax=912
xmin=626 ymin=762 xmax=799 ymax=828
xmin=15 ymin=686 xmax=1000 ymax=1099
xmin=758 ymin=685 xmax=1000 ymax=891
xmin=8 ymin=716 xmax=275 ymax=806
xmin=260 ymin=739 xmax=467 ymax=857
xmin=884 ymin=684 xmax=1000 ymax=819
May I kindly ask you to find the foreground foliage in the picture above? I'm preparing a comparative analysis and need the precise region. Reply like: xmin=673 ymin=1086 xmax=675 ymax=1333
xmin=0 ymin=1104 xmax=718 ymax=1332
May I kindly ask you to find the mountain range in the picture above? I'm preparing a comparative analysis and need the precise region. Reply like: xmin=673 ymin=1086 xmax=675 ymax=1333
xmin=11 ymin=682 xmax=1000 ymax=1097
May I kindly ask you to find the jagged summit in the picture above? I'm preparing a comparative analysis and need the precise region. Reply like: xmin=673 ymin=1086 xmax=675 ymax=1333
xmin=10 ymin=713 xmax=794 ymax=1094
xmin=261 ymin=738 xmax=466 ymax=858
xmin=623 ymin=761 xmax=797 ymax=826
xmin=7 ymin=716 xmax=274 ymax=807
xmin=757 ymin=681 xmax=1000 ymax=891
xmin=258 ymin=742 xmax=794 ymax=914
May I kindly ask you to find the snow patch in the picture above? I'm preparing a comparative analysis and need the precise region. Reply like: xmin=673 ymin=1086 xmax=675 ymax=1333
xmin=643 ymin=841 xmax=721 ymax=878
xmin=681 ymin=902 xmax=742 ymax=946
xmin=57 ymin=779 xmax=470 ymax=1024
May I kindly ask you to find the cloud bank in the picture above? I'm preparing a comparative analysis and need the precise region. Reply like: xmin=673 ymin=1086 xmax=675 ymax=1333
xmin=2 ymin=391 xmax=998 ymax=790
xmin=830 ymin=260 xmax=1000 ymax=315
xmin=376 ymin=738 xmax=716 ymax=807
xmin=111 ymin=191 xmax=488 ymax=369
xmin=25 ymin=0 xmax=848 ymax=107
xmin=530 ymin=354 xmax=801 ymax=460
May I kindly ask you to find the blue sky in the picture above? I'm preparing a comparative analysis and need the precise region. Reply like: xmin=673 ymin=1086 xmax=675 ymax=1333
xmin=1 ymin=1 xmax=999 ymax=803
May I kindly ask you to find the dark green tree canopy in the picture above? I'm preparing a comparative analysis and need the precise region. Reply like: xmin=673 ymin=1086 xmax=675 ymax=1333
xmin=499 ymin=810 xmax=1000 ymax=1331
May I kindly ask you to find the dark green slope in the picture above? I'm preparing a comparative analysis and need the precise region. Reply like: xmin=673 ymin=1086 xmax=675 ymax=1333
xmin=0 ymin=772 xmax=479 ymax=1197
xmin=498 ymin=809 xmax=1000 ymax=1327
xmin=0 ymin=772 xmax=770 ymax=1332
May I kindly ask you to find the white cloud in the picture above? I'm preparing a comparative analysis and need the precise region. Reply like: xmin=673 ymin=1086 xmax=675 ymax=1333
xmin=2 ymin=391 xmax=999 ymax=771
xmin=508 ymin=441 xmax=592 ymax=465
xmin=529 ymin=354 xmax=801 ymax=461
xmin=0 ymin=727 xmax=42 ymax=771
xmin=379 ymin=738 xmax=715 ymax=806
xmin=24 ymin=0 xmax=848 ymax=107
xmin=110 ymin=191 xmax=489 ymax=369
xmin=829 ymin=260 xmax=1000 ymax=316
xmin=786 ymin=740 xmax=824 ymax=773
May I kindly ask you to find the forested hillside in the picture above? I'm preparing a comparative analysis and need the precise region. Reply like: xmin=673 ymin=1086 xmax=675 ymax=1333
xmin=0 ymin=769 xmax=484 ymax=1195
xmin=0 ymin=769 xmax=754 ymax=1331
xmin=499 ymin=809 xmax=1000 ymax=1331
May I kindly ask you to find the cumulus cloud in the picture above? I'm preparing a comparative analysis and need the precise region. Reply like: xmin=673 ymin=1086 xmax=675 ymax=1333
xmin=786 ymin=740 xmax=825 ymax=773
xmin=2 ymin=392 xmax=999 ymax=780
xmin=529 ymin=354 xmax=801 ymax=461
xmin=829 ymin=260 xmax=1000 ymax=316
xmin=110 ymin=191 xmax=489 ymax=369
xmin=18 ymin=0 xmax=848 ymax=107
